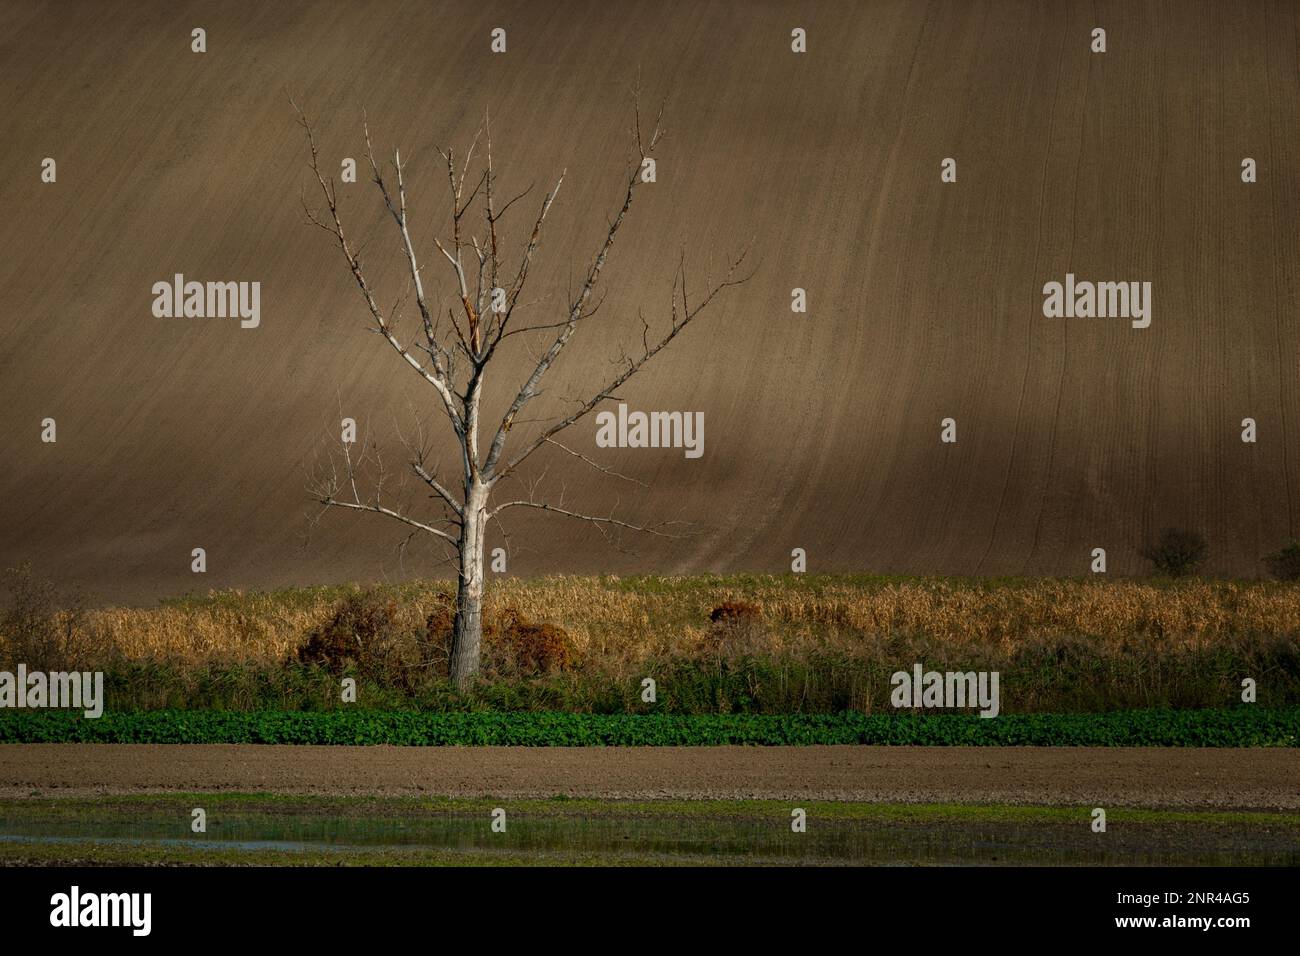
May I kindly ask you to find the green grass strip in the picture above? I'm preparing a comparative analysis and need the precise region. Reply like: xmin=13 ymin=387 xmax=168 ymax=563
xmin=0 ymin=706 xmax=1296 ymax=746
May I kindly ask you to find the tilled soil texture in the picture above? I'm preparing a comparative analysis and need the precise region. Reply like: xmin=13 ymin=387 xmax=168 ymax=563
xmin=4 ymin=2 xmax=1300 ymax=602
xmin=2 ymin=745 xmax=1297 ymax=808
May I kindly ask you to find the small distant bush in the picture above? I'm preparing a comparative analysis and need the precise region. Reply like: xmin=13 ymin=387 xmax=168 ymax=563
xmin=1141 ymin=528 xmax=1207 ymax=578
xmin=1264 ymin=541 xmax=1300 ymax=582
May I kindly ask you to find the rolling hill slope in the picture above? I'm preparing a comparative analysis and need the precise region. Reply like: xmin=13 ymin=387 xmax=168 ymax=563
xmin=2 ymin=0 xmax=1298 ymax=603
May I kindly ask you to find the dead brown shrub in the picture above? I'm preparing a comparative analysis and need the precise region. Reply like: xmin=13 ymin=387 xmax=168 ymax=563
xmin=297 ymin=589 xmax=434 ymax=691
xmin=710 ymin=601 xmax=760 ymax=624
xmin=485 ymin=609 xmax=573 ymax=674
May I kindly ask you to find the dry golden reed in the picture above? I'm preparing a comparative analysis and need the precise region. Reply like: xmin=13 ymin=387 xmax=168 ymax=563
xmin=64 ymin=575 xmax=1300 ymax=669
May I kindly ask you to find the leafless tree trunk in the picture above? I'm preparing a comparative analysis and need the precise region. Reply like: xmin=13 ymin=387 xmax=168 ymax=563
xmin=451 ymin=478 xmax=489 ymax=681
xmin=296 ymin=95 xmax=750 ymax=688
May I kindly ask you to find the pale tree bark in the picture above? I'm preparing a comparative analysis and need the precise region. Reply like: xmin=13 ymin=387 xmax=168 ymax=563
xmin=451 ymin=479 xmax=489 ymax=682
xmin=296 ymin=95 xmax=751 ymax=688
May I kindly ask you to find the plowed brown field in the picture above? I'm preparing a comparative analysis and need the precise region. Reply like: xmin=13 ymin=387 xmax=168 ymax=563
xmin=4 ymin=744 xmax=1299 ymax=807
xmin=4 ymin=1 xmax=1299 ymax=603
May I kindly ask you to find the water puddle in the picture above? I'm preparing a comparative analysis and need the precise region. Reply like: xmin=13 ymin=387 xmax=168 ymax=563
xmin=1 ymin=811 xmax=1294 ymax=865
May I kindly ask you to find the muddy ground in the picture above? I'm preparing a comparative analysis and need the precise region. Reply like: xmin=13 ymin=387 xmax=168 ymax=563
xmin=1 ymin=745 xmax=1296 ymax=808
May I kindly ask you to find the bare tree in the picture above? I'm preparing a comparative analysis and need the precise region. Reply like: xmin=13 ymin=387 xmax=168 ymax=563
xmin=295 ymin=96 xmax=750 ymax=688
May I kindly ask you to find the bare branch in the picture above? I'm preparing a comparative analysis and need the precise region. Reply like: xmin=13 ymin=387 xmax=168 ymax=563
xmin=363 ymin=122 xmax=452 ymax=377
xmin=294 ymin=101 xmax=466 ymax=442
xmin=307 ymin=430 xmax=460 ymax=546
xmin=481 ymin=173 xmax=565 ymax=358
xmin=481 ymin=90 xmax=675 ymax=477
xmin=533 ymin=437 xmax=649 ymax=486
xmin=489 ymin=499 xmax=689 ymax=539
xmin=318 ymin=497 xmax=459 ymax=544
xmin=493 ymin=241 xmax=753 ymax=482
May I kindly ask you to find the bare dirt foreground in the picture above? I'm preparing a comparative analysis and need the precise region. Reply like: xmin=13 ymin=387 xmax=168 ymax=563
xmin=1 ymin=745 xmax=1297 ymax=809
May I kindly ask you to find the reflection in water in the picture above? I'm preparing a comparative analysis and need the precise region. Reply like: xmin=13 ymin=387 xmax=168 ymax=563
xmin=1 ymin=812 xmax=1295 ymax=865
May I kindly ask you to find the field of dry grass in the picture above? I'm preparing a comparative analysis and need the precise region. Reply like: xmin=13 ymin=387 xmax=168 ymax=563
xmin=69 ymin=574 xmax=1300 ymax=665
xmin=5 ymin=571 xmax=1298 ymax=713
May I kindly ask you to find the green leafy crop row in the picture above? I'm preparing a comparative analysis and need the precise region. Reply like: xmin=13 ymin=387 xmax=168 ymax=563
xmin=0 ymin=707 xmax=1295 ymax=746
